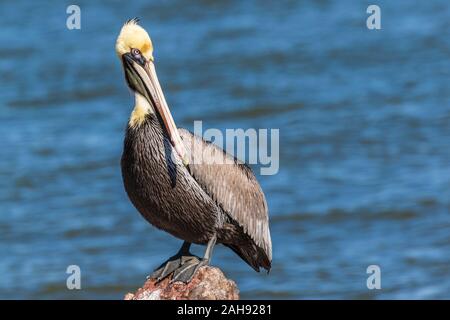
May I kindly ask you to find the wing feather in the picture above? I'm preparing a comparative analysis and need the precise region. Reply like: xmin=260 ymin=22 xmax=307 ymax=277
xmin=179 ymin=128 xmax=272 ymax=260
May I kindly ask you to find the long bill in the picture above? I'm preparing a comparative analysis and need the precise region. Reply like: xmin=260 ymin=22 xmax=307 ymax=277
xmin=126 ymin=57 xmax=189 ymax=166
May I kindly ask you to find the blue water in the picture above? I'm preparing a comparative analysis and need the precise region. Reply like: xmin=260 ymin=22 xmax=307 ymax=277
xmin=0 ymin=0 xmax=449 ymax=299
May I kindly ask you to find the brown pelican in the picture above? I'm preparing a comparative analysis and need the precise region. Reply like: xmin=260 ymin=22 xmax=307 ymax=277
xmin=115 ymin=19 xmax=272 ymax=282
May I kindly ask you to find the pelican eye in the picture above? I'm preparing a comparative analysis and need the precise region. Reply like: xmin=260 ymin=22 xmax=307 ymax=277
xmin=131 ymin=48 xmax=141 ymax=57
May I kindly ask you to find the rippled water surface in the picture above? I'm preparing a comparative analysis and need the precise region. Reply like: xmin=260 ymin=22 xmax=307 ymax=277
xmin=0 ymin=0 xmax=449 ymax=299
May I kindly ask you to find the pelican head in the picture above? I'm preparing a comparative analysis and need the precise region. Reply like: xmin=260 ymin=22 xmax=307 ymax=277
xmin=116 ymin=19 xmax=188 ymax=165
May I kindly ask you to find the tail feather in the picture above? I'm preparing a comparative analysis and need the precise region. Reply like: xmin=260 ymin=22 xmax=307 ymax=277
xmin=226 ymin=242 xmax=271 ymax=273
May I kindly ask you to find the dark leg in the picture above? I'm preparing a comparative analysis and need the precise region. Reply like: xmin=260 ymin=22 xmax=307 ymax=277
xmin=171 ymin=234 xmax=217 ymax=283
xmin=150 ymin=241 xmax=199 ymax=282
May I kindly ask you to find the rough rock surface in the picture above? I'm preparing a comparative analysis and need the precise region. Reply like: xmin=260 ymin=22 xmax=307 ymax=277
xmin=124 ymin=266 xmax=239 ymax=300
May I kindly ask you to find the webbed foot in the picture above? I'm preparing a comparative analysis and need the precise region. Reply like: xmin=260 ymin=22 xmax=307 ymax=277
xmin=170 ymin=234 xmax=217 ymax=283
xmin=149 ymin=242 xmax=198 ymax=282
xmin=170 ymin=257 xmax=209 ymax=283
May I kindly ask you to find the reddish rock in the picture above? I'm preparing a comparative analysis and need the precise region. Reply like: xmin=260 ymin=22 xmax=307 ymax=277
xmin=125 ymin=266 xmax=239 ymax=300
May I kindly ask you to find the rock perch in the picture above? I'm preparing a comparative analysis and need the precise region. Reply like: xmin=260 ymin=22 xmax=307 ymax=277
xmin=124 ymin=266 xmax=239 ymax=300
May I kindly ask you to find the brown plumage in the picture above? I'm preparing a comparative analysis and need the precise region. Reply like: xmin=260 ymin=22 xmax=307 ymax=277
xmin=122 ymin=114 xmax=271 ymax=271
xmin=116 ymin=19 xmax=271 ymax=280
xmin=179 ymin=128 xmax=272 ymax=266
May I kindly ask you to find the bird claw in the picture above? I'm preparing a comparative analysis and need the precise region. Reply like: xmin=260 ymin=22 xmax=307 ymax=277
xmin=151 ymin=259 xmax=179 ymax=282
xmin=170 ymin=258 xmax=209 ymax=283
xmin=150 ymin=254 xmax=200 ymax=282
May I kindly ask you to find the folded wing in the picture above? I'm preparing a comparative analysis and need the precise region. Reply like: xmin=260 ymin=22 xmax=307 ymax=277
xmin=179 ymin=128 xmax=272 ymax=262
